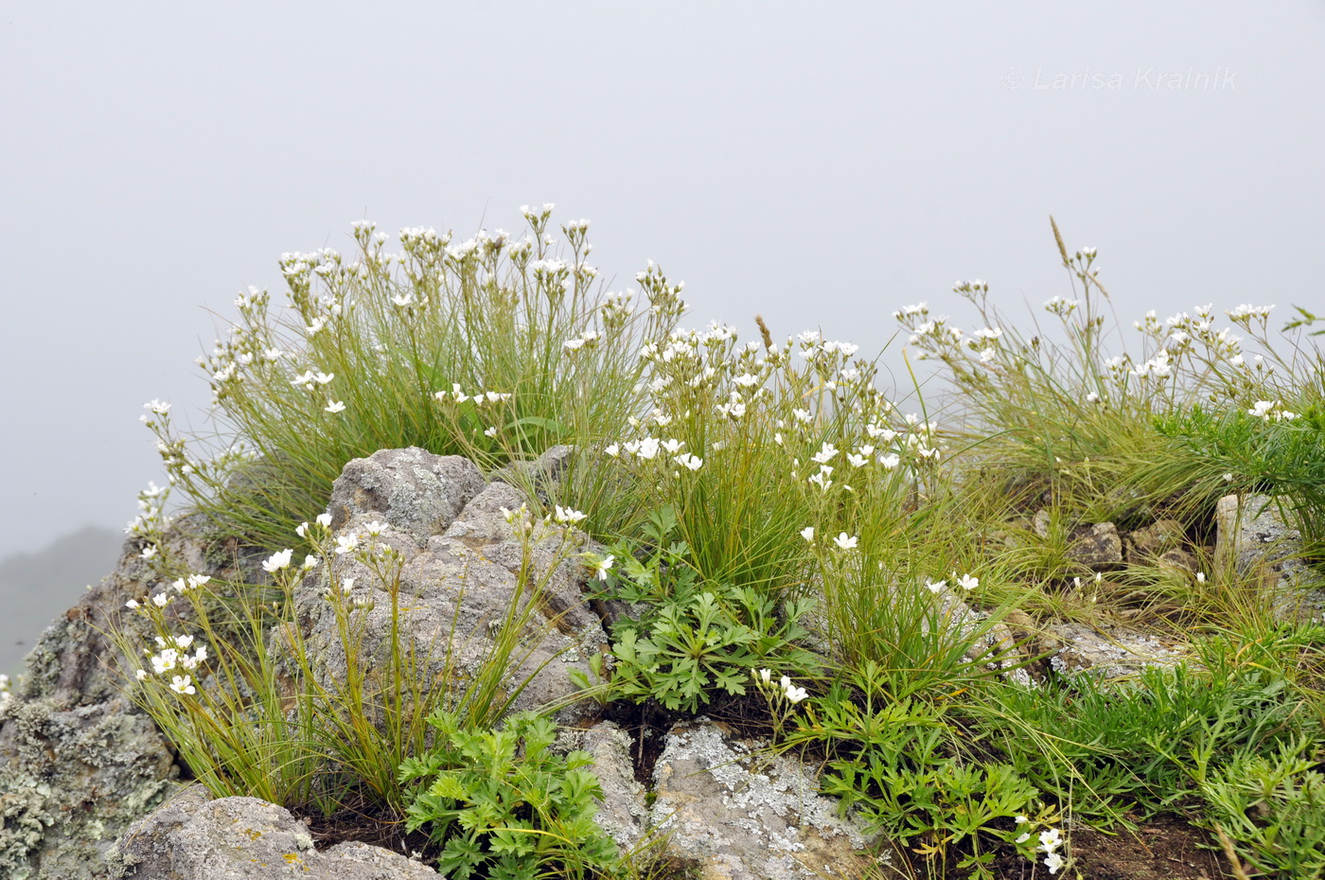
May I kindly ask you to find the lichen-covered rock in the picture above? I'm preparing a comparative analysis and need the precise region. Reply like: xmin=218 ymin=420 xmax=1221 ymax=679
xmin=0 ymin=518 xmax=226 ymax=879
xmin=1067 ymin=522 xmax=1124 ymax=570
xmin=1216 ymin=494 xmax=1325 ymax=620
xmin=580 ymin=721 xmax=649 ymax=851
xmin=649 ymin=719 xmax=877 ymax=880
xmin=109 ymin=786 xmax=441 ymax=879
xmin=326 ymin=447 xmax=487 ymax=548
xmin=291 ymin=450 xmax=609 ymax=730
xmin=1045 ymin=621 xmax=1190 ymax=681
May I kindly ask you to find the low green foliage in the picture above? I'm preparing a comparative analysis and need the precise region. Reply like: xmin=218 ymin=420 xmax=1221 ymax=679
xmin=793 ymin=667 xmax=1049 ymax=880
xmin=592 ymin=507 xmax=820 ymax=713
xmin=400 ymin=710 xmax=621 ymax=880
xmin=1197 ymin=739 xmax=1325 ymax=879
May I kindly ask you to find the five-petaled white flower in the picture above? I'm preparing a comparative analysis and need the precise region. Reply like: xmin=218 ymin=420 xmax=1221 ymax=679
xmin=169 ymin=675 xmax=196 ymax=696
xmin=833 ymin=532 xmax=858 ymax=551
xmin=325 ymin=401 xmax=346 ymax=413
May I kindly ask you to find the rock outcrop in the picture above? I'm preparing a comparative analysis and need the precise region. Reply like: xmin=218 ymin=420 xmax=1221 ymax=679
xmin=6 ymin=447 xmax=1324 ymax=879
xmin=109 ymin=785 xmax=441 ymax=879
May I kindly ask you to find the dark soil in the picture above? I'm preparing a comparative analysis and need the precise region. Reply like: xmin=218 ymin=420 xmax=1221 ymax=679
xmin=946 ymin=814 xmax=1230 ymax=880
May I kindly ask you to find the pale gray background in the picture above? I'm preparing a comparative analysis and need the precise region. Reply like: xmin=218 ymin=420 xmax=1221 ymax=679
xmin=2 ymin=2 xmax=1323 ymax=664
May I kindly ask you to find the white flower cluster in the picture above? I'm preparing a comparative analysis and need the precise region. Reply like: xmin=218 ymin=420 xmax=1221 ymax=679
xmin=1043 ymin=296 xmax=1080 ymax=318
xmin=1129 ymin=349 xmax=1173 ymax=381
xmin=1226 ymin=303 xmax=1274 ymax=324
xmin=433 ymin=384 xmax=512 ymax=406
xmin=125 ymin=481 xmax=171 ymax=543
xmin=604 ymin=437 xmax=703 ymax=472
xmin=1248 ymin=400 xmax=1298 ymax=422
xmin=755 ymin=668 xmax=808 ymax=703
xmin=563 ymin=328 xmax=602 ymax=353
xmin=125 ymin=572 xmax=211 ymax=611
xmin=925 ymin=572 xmax=978 ymax=593
xmin=136 ymin=634 xmax=209 ymax=696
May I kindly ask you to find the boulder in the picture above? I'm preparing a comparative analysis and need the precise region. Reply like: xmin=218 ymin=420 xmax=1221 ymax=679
xmin=288 ymin=449 xmax=610 ymax=731
xmin=647 ymin=719 xmax=877 ymax=880
xmin=1216 ymin=494 xmax=1325 ymax=620
xmin=1045 ymin=621 xmax=1190 ymax=681
xmin=326 ymin=447 xmax=486 ymax=548
xmin=109 ymin=785 xmax=441 ymax=879
xmin=0 ymin=517 xmax=229 ymax=880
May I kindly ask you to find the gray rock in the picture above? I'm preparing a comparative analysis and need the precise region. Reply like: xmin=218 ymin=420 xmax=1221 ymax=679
xmin=648 ymin=719 xmax=877 ymax=880
xmin=1046 ymin=621 xmax=1190 ymax=681
xmin=1032 ymin=513 xmax=1124 ymax=571
xmin=580 ymin=721 xmax=648 ymax=851
xmin=1216 ymin=494 xmax=1325 ymax=620
xmin=0 ymin=518 xmax=228 ymax=880
xmin=291 ymin=461 xmax=609 ymax=733
xmin=109 ymin=786 xmax=442 ymax=879
xmin=327 ymin=448 xmax=486 ymax=547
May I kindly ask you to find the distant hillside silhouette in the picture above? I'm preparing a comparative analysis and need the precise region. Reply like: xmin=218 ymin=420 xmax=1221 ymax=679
xmin=0 ymin=526 xmax=125 ymax=677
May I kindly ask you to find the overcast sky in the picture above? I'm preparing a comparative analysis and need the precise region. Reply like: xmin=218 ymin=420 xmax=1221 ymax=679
xmin=2 ymin=2 xmax=1323 ymax=562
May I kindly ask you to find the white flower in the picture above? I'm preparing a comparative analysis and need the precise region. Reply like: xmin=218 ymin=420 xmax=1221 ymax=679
xmin=800 ymin=526 xmax=815 ymax=543
xmin=135 ymin=668 xmax=148 ymax=681
xmin=335 ymin=534 xmax=359 ymax=555
xmin=363 ymin=521 xmax=387 ymax=536
xmin=956 ymin=573 xmax=979 ymax=591
xmin=153 ymin=592 xmax=171 ymax=607
xmin=734 ymin=372 xmax=759 ymax=388
xmin=150 ymin=650 xmax=178 ymax=675
xmin=782 ymin=679 xmax=809 ymax=703
xmin=483 ymin=426 xmax=498 ymax=437
xmin=316 ymin=513 xmax=333 ymax=528
xmin=554 ymin=506 xmax=587 ymax=525
xmin=925 ymin=579 xmax=945 ymax=594
xmin=589 ymin=555 xmax=615 ymax=581
xmin=635 ymin=437 xmax=661 ymax=460
xmin=674 ymin=452 xmax=703 ymax=471
xmin=143 ymin=399 xmax=171 ymax=416
xmin=325 ymin=401 xmax=346 ymax=413
xmin=833 ymin=532 xmax=858 ymax=551
xmin=302 ymin=554 xmax=320 ymax=570
xmin=811 ymin=443 xmax=838 ymax=464
xmin=1039 ymin=828 xmax=1062 ymax=852
xmin=169 ymin=675 xmax=196 ymax=696
xmin=1043 ymin=851 xmax=1064 ymax=874
xmin=661 ymin=438 xmax=684 ymax=455
xmin=878 ymin=453 xmax=900 ymax=470
xmin=140 ymin=545 xmax=158 ymax=560
xmin=604 ymin=443 xmax=620 ymax=457
xmin=262 ymin=549 xmax=294 ymax=573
